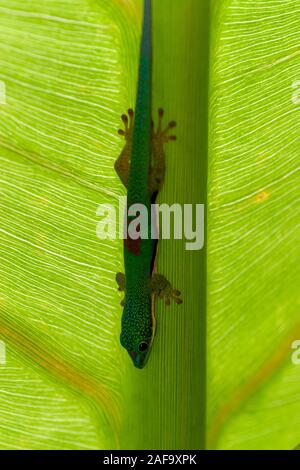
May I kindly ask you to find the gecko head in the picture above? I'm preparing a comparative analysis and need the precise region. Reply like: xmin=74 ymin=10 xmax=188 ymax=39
xmin=128 ymin=340 xmax=151 ymax=369
xmin=120 ymin=297 xmax=154 ymax=369
xmin=121 ymin=332 xmax=152 ymax=369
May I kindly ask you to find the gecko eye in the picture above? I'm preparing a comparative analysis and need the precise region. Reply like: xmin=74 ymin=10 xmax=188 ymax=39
xmin=138 ymin=341 xmax=148 ymax=352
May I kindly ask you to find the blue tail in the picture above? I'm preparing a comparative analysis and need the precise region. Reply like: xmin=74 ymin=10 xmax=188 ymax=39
xmin=127 ymin=0 xmax=152 ymax=205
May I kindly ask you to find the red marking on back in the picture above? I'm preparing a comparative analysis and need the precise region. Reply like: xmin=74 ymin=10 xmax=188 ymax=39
xmin=124 ymin=237 xmax=141 ymax=256
xmin=124 ymin=222 xmax=141 ymax=256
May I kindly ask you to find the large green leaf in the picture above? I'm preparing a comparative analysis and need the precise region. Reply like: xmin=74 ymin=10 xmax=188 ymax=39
xmin=0 ymin=0 xmax=299 ymax=451
xmin=0 ymin=0 xmax=140 ymax=449
xmin=0 ymin=0 xmax=206 ymax=450
xmin=208 ymin=0 xmax=300 ymax=450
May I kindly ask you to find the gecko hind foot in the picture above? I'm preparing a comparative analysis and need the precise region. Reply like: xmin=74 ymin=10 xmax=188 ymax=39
xmin=118 ymin=109 xmax=134 ymax=142
xmin=152 ymin=108 xmax=177 ymax=144
xmin=151 ymin=274 xmax=182 ymax=306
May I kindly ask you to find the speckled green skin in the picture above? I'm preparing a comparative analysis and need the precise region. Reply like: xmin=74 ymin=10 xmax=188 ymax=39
xmin=120 ymin=0 xmax=154 ymax=369
xmin=114 ymin=0 xmax=181 ymax=368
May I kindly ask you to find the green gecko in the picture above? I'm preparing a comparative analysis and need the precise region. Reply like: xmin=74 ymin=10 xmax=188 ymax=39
xmin=114 ymin=0 xmax=182 ymax=369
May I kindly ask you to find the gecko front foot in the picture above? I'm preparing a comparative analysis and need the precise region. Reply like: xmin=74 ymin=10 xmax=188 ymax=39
xmin=116 ymin=272 xmax=126 ymax=306
xmin=151 ymin=274 xmax=182 ymax=306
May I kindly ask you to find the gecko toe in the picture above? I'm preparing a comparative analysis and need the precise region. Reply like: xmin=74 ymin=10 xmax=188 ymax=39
xmin=152 ymin=109 xmax=177 ymax=143
xmin=118 ymin=110 xmax=135 ymax=141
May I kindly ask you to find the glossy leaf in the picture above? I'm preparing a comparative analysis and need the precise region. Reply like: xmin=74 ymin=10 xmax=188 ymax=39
xmin=0 ymin=0 xmax=299 ymax=451
xmin=208 ymin=0 xmax=300 ymax=450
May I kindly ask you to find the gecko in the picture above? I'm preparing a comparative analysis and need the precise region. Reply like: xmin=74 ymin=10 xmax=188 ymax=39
xmin=114 ymin=0 xmax=182 ymax=369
